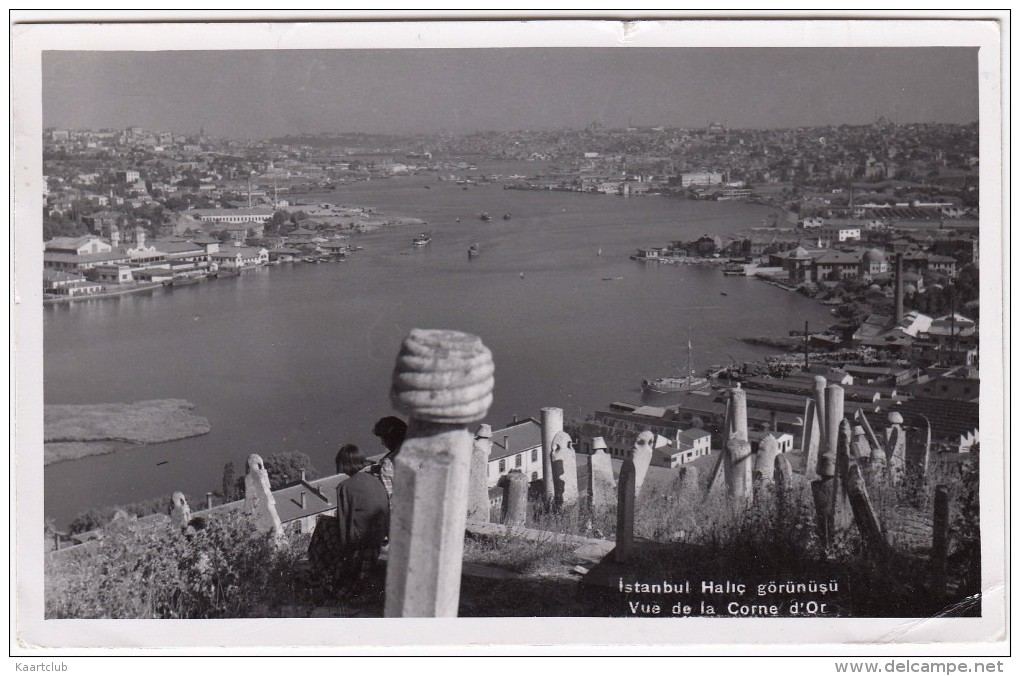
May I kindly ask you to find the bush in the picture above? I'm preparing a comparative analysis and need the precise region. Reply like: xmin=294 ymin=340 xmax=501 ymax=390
xmin=47 ymin=510 xmax=307 ymax=618
xmin=68 ymin=493 xmax=198 ymax=535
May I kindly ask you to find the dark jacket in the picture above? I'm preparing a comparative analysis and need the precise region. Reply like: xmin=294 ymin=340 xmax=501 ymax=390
xmin=334 ymin=471 xmax=390 ymax=549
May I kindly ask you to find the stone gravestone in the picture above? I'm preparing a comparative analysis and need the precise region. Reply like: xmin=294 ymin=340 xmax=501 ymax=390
xmin=754 ymin=434 xmax=781 ymax=485
xmin=674 ymin=465 xmax=699 ymax=504
xmin=801 ymin=398 xmax=821 ymax=482
xmin=885 ymin=412 xmax=907 ymax=484
xmin=724 ymin=438 xmax=753 ymax=504
xmin=615 ymin=457 xmax=636 ymax=563
xmin=550 ymin=430 xmax=578 ymax=506
xmin=503 ymin=470 xmax=529 ymax=528
xmin=385 ymin=328 xmax=494 ymax=618
xmin=467 ymin=423 xmax=493 ymax=522
xmin=587 ymin=436 xmax=616 ymax=510
xmin=540 ymin=407 xmax=563 ymax=502
xmin=631 ymin=430 xmax=655 ymax=496
xmin=244 ymin=453 xmax=284 ymax=538
xmin=170 ymin=491 xmax=191 ymax=529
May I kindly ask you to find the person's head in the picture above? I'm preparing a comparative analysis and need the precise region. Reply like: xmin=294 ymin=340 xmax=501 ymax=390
xmin=335 ymin=443 xmax=368 ymax=475
xmin=373 ymin=416 xmax=407 ymax=453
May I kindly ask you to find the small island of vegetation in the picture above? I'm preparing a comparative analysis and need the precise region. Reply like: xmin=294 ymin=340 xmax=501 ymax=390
xmin=44 ymin=399 xmax=211 ymax=465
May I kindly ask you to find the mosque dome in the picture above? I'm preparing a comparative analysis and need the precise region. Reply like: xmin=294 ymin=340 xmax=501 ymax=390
xmin=863 ymin=248 xmax=887 ymax=264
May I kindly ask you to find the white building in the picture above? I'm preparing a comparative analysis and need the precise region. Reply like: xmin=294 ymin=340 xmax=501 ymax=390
xmin=486 ymin=419 xmax=544 ymax=487
xmin=190 ymin=207 xmax=274 ymax=225
xmin=210 ymin=245 xmax=269 ymax=269
xmin=679 ymin=171 xmax=724 ymax=187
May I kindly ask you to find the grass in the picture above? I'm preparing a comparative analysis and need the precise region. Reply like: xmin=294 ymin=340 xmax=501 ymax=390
xmin=46 ymin=454 xmax=979 ymax=619
xmin=44 ymin=399 xmax=211 ymax=464
xmin=45 ymin=399 xmax=211 ymax=445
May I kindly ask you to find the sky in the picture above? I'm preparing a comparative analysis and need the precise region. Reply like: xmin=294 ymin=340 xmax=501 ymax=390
xmin=42 ymin=48 xmax=979 ymax=137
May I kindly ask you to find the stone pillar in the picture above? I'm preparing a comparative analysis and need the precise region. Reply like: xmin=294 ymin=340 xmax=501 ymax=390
xmin=886 ymin=412 xmax=907 ymax=483
xmin=615 ymin=457 xmax=636 ymax=563
xmin=727 ymin=386 xmax=748 ymax=443
xmin=384 ymin=328 xmax=494 ymax=618
xmin=775 ymin=454 xmax=794 ymax=488
xmin=932 ymin=485 xmax=950 ymax=597
xmin=812 ymin=376 xmax=828 ymax=461
xmin=851 ymin=425 xmax=872 ymax=461
xmin=724 ymin=438 xmax=753 ymax=504
xmin=833 ymin=418 xmax=853 ymax=530
xmin=856 ymin=408 xmax=884 ymax=457
xmin=503 ymin=470 xmax=528 ymax=527
xmin=754 ymin=434 xmax=780 ymax=485
xmin=819 ymin=384 xmax=844 ymax=478
xmin=587 ymin=437 xmax=616 ymax=510
xmin=205 ymin=492 xmax=214 ymax=510
xmin=170 ymin=491 xmax=191 ymax=529
xmin=801 ymin=398 xmax=821 ymax=481
xmin=907 ymin=416 xmax=932 ymax=480
xmin=550 ymin=430 xmax=578 ymax=506
xmin=244 ymin=454 xmax=284 ymax=538
xmin=540 ymin=407 xmax=563 ymax=502
xmin=467 ymin=424 xmax=492 ymax=522
xmin=631 ymin=430 xmax=655 ymax=496
xmin=675 ymin=465 xmax=699 ymax=500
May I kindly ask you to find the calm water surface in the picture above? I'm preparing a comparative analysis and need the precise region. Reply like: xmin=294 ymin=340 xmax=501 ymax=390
xmin=44 ymin=166 xmax=831 ymax=527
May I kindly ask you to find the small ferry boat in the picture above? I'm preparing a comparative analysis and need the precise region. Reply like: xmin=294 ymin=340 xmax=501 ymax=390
xmin=641 ymin=328 xmax=710 ymax=394
xmin=468 ymin=243 xmax=480 ymax=258
xmin=722 ymin=263 xmax=746 ymax=276
xmin=479 ymin=212 xmax=492 ymax=222
xmin=412 ymin=232 xmax=432 ymax=246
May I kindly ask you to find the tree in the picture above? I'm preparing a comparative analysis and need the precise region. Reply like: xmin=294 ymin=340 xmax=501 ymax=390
xmin=262 ymin=452 xmax=320 ymax=490
xmin=221 ymin=461 xmax=237 ymax=501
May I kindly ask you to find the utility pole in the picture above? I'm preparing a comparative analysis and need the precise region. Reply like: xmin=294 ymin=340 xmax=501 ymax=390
xmin=804 ymin=320 xmax=810 ymax=370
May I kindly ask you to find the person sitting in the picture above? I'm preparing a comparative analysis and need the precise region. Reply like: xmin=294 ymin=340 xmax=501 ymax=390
xmin=308 ymin=444 xmax=390 ymax=597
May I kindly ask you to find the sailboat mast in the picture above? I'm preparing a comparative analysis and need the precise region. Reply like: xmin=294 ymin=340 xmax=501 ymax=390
xmin=687 ymin=326 xmax=694 ymax=381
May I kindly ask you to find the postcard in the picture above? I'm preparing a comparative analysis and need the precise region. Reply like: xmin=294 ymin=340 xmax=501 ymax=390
xmin=11 ymin=14 xmax=1007 ymax=653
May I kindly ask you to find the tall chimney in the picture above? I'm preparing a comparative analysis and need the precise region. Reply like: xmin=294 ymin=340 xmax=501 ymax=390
xmin=894 ymin=253 xmax=904 ymax=323
xmin=205 ymin=492 xmax=214 ymax=510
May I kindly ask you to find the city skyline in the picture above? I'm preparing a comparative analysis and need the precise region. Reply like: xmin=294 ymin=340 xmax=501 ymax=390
xmin=42 ymin=48 xmax=979 ymax=138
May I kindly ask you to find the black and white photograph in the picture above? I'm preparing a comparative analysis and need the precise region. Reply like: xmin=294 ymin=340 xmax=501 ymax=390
xmin=12 ymin=15 xmax=1006 ymax=651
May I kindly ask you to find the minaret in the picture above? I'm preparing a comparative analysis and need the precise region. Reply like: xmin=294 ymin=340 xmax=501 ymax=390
xmin=894 ymin=253 xmax=904 ymax=324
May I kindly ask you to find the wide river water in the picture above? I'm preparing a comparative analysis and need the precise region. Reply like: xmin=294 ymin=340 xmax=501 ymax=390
xmin=44 ymin=160 xmax=832 ymax=527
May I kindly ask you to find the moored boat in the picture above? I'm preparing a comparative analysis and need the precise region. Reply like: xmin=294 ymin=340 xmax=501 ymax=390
xmin=468 ymin=243 xmax=480 ymax=258
xmin=641 ymin=328 xmax=709 ymax=394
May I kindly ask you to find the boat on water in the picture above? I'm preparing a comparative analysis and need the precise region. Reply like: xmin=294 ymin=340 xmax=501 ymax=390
xmin=468 ymin=243 xmax=480 ymax=258
xmin=213 ymin=269 xmax=240 ymax=279
xmin=166 ymin=276 xmax=202 ymax=287
xmin=722 ymin=263 xmax=746 ymax=276
xmin=641 ymin=329 xmax=710 ymax=394
xmin=479 ymin=212 xmax=492 ymax=222
xmin=502 ymin=213 xmax=512 ymax=220
xmin=412 ymin=232 xmax=432 ymax=246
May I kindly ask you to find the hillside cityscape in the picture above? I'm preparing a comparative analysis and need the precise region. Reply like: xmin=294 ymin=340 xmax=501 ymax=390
xmin=43 ymin=113 xmax=981 ymax=619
